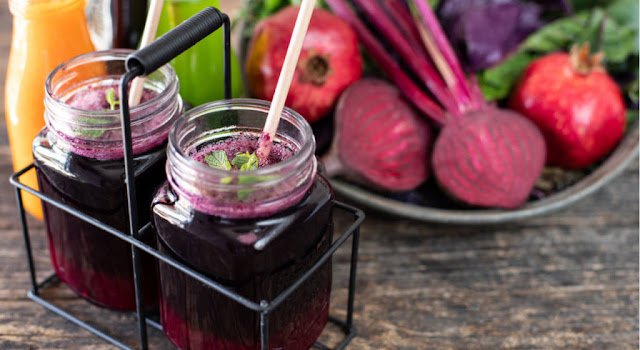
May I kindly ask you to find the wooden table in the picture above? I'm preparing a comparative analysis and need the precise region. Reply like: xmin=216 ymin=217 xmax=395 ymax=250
xmin=1 ymin=2 xmax=638 ymax=349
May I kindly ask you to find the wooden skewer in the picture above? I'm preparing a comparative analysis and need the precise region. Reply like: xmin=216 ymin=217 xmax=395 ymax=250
xmin=129 ymin=0 xmax=165 ymax=106
xmin=256 ymin=0 xmax=317 ymax=161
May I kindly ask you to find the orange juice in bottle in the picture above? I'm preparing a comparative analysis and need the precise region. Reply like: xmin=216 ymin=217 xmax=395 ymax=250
xmin=5 ymin=0 xmax=95 ymax=219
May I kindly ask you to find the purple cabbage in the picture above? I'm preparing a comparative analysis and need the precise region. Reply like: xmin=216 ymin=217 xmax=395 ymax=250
xmin=437 ymin=0 xmax=568 ymax=71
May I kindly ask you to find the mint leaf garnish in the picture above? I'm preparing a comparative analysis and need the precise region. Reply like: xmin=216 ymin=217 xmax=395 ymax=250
xmin=231 ymin=152 xmax=250 ymax=166
xmin=105 ymin=88 xmax=120 ymax=110
xmin=75 ymin=116 xmax=111 ymax=138
xmin=236 ymin=174 xmax=279 ymax=201
xmin=231 ymin=152 xmax=259 ymax=171
xmin=78 ymin=129 xmax=106 ymax=138
xmin=207 ymin=151 xmax=267 ymax=200
xmin=237 ymin=188 xmax=253 ymax=201
xmin=205 ymin=150 xmax=232 ymax=170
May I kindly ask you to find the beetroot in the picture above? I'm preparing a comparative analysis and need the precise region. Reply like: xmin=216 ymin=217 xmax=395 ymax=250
xmin=326 ymin=0 xmax=547 ymax=208
xmin=432 ymin=110 xmax=545 ymax=208
xmin=322 ymin=79 xmax=432 ymax=191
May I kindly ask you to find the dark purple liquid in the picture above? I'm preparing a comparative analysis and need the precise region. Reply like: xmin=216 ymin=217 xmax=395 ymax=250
xmin=152 ymin=175 xmax=334 ymax=349
xmin=33 ymin=136 xmax=165 ymax=311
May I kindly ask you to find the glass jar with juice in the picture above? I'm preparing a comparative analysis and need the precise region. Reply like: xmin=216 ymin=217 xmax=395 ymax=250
xmin=5 ymin=0 xmax=96 ymax=219
xmin=152 ymin=99 xmax=333 ymax=349
xmin=156 ymin=0 xmax=245 ymax=106
xmin=33 ymin=50 xmax=182 ymax=311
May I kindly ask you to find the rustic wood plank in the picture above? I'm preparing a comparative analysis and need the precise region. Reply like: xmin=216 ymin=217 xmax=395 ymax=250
xmin=0 ymin=0 xmax=637 ymax=349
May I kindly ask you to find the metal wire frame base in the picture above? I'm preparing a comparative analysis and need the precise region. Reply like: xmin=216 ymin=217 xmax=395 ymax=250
xmin=26 ymin=276 xmax=356 ymax=350
xmin=10 ymin=164 xmax=364 ymax=350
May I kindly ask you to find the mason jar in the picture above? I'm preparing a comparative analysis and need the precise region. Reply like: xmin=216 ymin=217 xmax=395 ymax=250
xmin=152 ymin=99 xmax=333 ymax=349
xmin=33 ymin=49 xmax=182 ymax=311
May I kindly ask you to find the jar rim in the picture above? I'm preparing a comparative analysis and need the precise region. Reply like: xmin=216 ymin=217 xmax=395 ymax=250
xmin=43 ymin=49 xmax=182 ymax=160
xmin=166 ymin=99 xmax=318 ymax=218
xmin=169 ymin=98 xmax=316 ymax=179
xmin=45 ymin=49 xmax=169 ymax=118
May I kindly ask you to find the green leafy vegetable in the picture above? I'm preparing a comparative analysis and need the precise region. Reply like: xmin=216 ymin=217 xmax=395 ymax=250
xmin=204 ymin=150 xmax=260 ymax=172
xmin=602 ymin=0 xmax=638 ymax=53
xmin=105 ymin=88 xmax=120 ymax=110
xmin=625 ymin=109 xmax=638 ymax=126
xmin=203 ymin=150 xmax=264 ymax=200
xmin=205 ymin=150 xmax=232 ymax=170
xmin=628 ymin=79 xmax=639 ymax=106
xmin=478 ymin=5 xmax=638 ymax=101
xmin=73 ymin=88 xmax=122 ymax=138
xmin=74 ymin=116 xmax=111 ymax=138
xmin=570 ymin=0 xmax=616 ymax=12
xmin=231 ymin=152 xmax=259 ymax=171
xmin=236 ymin=174 xmax=279 ymax=201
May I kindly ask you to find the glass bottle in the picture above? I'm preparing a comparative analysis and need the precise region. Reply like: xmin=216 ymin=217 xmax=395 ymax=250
xmin=152 ymin=99 xmax=333 ymax=349
xmin=33 ymin=50 xmax=182 ymax=311
xmin=5 ymin=0 xmax=96 ymax=219
xmin=85 ymin=0 xmax=149 ymax=50
xmin=111 ymin=0 xmax=149 ymax=49
xmin=156 ymin=0 xmax=245 ymax=106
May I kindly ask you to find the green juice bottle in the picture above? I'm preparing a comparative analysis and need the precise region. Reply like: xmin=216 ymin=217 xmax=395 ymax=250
xmin=157 ymin=0 xmax=244 ymax=106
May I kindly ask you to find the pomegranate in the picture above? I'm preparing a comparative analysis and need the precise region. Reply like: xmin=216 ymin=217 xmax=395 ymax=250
xmin=510 ymin=44 xmax=626 ymax=169
xmin=245 ymin=6 xmax=363 ymax=123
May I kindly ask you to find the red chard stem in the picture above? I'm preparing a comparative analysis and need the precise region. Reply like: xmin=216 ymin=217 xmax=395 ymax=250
xmin=411 ymin=0 xmax=473 ymax=104
xmin=382 ymin=0 xmax=426 ymax=56
xmin=351 ymin=0 xmax=461 ymax=117
xmin=414 ymin=16 xmax=463 ymax=109
xmin=325 ymin=0 xmax=447 ymax=125
xmin=467 ymin=75 xmax=486 ymax=109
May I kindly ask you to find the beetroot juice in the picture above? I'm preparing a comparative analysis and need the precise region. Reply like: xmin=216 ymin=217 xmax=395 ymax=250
xmin=33 ymin=50 xmax=182 ymax=311
xmin=152 ymin=100 xmax=333 ymax=349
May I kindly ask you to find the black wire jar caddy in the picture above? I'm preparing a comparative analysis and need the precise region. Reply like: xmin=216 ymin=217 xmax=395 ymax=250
xmin=9 ymin=7 xmax=363 ymax=350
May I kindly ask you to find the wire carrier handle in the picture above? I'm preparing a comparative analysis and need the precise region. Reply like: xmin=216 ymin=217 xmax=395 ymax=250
xmin=125 ymin=7 xmax=231 ymax=99
xmin=116 ymin=7 xmax=232 ymax=350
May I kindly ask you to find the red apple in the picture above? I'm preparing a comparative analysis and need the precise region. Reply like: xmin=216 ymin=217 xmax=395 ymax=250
xmin=245 ymin=6 xmax=363 ymax=123
xmin=510 ymin=44 xmax=626 ymax=169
